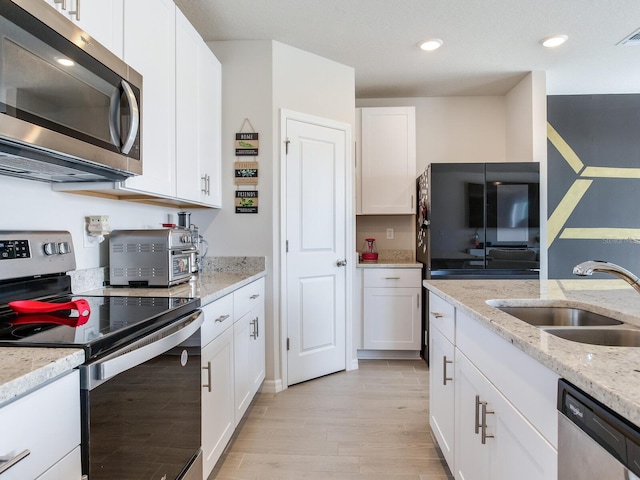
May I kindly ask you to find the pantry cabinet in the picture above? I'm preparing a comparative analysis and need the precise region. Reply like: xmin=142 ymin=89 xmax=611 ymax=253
xmin=362 ymin=268 xmax=421 ymax=350
xmin=426 ymin=290 xmax=559 ymax=480
xmin=43 ymin=0 xmax=124 ymax=57
xmin=0 ymin=371 xmax=81 ymax=480
xmin=357 ymin=107 xmax=416 ymax=214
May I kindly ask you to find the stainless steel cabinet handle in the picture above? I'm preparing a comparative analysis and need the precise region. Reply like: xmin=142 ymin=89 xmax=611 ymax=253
xmin=68 ymin=0 xmax=80 ymax=21
xmin=202 ymin=361 xmax=212 ymax=392
xmin=442 ymin=356 xmax=453 ymax=385
xmin=201 ymin=175 xmax=207 ymax=194
xmin=54 ymin=0 xmax=66 ymax=10
xmin=214 ymin=314 xmax=230 ymax=323
xmin=255 ymin=317 xmax=259 ymax=338
xmin=481 ymin=401 xmax=494 ymax=444
xmin=430 ymin=311 xmax=443 ymax=319
xmin=0 ymin=449 xmax=30 ymax=474
xmin=336 ymin=259 xmax=347 ymax=267
xmin=250 ymin=318 xmax=258 ymax=339
xmin=475 ymin=395 xmax=481 ymax=434
xmin=250 ymin=294 xmax=260 ymax=300
xmin=384 ymin=277 xmax=400 ymax=280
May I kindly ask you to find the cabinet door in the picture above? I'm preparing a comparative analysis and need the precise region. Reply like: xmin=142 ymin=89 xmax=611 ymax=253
xmin=233 ymin=309 xmax=253 ymax=426
xmin=429 ymin=323 xmax=455 ymax=470
xmin=363 ymin=287 xmax=420 ymax=350
xmin=44 ymin=0 xmax=124 ymax=57
xmin=122 ymin=0 xmax=176 ymax=197
xmin=360 ymin=107 xmax=416 ymax=214
xmin=455 ymin=351 xmax=492 ymax=480
xmin=201 ymin=326 xmax=235 ymax=479
xmin=249 ymin=302 xmax=265 ymax=396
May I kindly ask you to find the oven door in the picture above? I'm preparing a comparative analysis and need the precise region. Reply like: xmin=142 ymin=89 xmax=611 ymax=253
xmin=80 ymin=310 xmax=203 ymax=480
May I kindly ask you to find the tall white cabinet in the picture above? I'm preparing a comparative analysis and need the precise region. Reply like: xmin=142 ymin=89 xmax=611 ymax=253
xmin=357 ymin=107 xmax=416 ymax=215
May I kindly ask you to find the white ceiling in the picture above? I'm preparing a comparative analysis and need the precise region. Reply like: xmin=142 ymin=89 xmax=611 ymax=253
xmin=174 ymin=0 xmax=640 ymax=98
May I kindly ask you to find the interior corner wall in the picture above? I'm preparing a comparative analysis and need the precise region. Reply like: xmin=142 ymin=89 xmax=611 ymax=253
xmin=547 ymin=94 xmax=640 ymax=279
xmin=506 ymin=73 xmax=534 ymax=163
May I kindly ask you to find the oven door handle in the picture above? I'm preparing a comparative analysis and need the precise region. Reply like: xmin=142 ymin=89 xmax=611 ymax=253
xmin=96 ymin=311 xmax=203 ymax=382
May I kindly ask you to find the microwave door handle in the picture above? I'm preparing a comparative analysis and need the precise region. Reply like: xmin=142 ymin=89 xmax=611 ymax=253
xmin=108 ymin=89 xmax=120 ymax=148
xmin=97 ymin=311 xmax=202 ymax=382
xmin=120 ymin=80 xmax=140 ymax=155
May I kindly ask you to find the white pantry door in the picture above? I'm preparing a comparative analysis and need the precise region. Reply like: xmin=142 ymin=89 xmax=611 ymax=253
xmin=285 ymin=115 xmax=347 ymax=386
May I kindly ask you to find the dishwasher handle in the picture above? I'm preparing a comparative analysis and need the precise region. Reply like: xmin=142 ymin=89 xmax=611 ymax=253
xmin=83 ymin=311 xmax=203 ymax=390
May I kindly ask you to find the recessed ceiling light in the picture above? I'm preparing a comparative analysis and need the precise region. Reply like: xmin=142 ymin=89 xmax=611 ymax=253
xmin=540 ymin=35 xmax=568 ymax=48
xmin=419 ymin=39 xmax=443 ymax=51
xmin=56 ymin=57 xmax=75 ymax=67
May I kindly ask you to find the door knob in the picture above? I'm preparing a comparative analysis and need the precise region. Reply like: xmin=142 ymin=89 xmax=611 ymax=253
xmin=336 ymin=259 xmax=347 ymax=267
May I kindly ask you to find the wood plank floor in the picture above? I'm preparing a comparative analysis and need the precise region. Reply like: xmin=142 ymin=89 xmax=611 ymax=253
xmin=209 ymin=359 xmax=454 ymax=479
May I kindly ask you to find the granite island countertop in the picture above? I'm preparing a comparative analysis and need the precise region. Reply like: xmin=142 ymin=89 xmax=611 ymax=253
xmin=424 ymin=278 xmax=640 ymax=428
xmin=357 ymin=260 xmax=423 ymax=269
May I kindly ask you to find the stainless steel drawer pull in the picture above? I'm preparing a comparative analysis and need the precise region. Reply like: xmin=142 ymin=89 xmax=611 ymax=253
xmin=430 ymin=311 xmax=443 ymax=319
xmin=68 ymin=0 xmax=80 ymax=20
xmin=214 ymin=314 xmax=230 ymax=323
xmin=442 ymin=356 xmax=453 ymax=385
xmin=0 ymin=449 xmax=30 ymax=474
xmin=250 ymin=294 xmax=260 ymax=300
xmin=475 ymin=395 xmax=481 ymax=434
xmin=54 ymin=0 xmax=67 ymax=10
xmin=384 ymin=277 xmax=401 ymax=280
xmin=202 ymin=361 xmax=212 ymax=392
xmin=481 ymin=401 xmax=494 ymax=444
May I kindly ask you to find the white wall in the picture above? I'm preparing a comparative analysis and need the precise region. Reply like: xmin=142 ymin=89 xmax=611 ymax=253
xmin=0 ymin=175 xmax=179 ymax=270
xmin=205 ymin=40 xmax=355 ymax=389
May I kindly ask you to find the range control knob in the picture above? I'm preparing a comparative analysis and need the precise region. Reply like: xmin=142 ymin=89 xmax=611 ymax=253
xmin=181 ymin=235 xmax=192 ymax=244
xmin=43 ymin=242 xmax=58 ymax=256
xmin=58 ymin=242 xmax=71 ymax=254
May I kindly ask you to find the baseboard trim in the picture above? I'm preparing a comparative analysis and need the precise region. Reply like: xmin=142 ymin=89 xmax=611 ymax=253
xmin=260 ymin=378 xmax=283 ymax=394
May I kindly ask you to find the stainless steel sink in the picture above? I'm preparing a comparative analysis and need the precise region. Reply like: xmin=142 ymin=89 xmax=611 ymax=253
xmin=496 ymin=306 xmax=623 ymax=327
xmin=543 ymin=328 xmax=640 ymax=347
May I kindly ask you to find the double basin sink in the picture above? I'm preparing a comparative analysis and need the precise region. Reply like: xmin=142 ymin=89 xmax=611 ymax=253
xmin=487 ymin=302 xmax=640 ymax=347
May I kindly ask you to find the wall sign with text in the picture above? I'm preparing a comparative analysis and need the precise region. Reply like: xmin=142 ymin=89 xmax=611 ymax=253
xmin=235 ymin=190 xmax=258 ymax=214
xmin=235 ymin=132 xmax=259 ymax=156
xmin=234 ymin=161 xmax=259 ymax=185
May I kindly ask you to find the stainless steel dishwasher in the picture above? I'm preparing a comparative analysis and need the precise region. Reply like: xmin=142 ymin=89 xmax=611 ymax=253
xmin=558 ymin=379 xmax=640 ymax=479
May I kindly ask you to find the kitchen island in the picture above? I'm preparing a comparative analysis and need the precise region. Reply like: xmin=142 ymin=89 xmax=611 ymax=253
xmin=424 ymin=278 xmax=640 ymax=427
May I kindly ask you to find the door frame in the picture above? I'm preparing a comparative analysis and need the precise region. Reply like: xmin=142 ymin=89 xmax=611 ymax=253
xmin=279 ymin=109 xmax=356 ymax=390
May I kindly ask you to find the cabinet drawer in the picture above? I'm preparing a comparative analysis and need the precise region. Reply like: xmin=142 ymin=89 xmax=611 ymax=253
xmin=428 ymin=292 xmax=455 ymax=343
xmin=363 ymin=268 xmax=420 ymax=288
xmin=234 ymin=277 xmax=265 ymax=321
xmin=0 ymin=371 xmax=80 ymax=480
xmin=201 ymin=293 xmax=234 ymax=346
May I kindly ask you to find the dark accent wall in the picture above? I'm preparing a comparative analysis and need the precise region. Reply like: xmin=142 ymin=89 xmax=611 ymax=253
xmin=547 ymin=94 xmax=640 ymax=279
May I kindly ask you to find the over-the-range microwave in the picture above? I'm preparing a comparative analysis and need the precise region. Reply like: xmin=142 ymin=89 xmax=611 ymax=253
xmin=0 ymin=0 xmax=143 ymax=183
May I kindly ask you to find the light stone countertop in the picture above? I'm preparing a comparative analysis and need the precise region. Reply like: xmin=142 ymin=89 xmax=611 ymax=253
xmin=424 ymin=278 xmax=640 ymax=428
xmin=0 ymin=348 xmax=85 ymax=407
xmin=357 ymin=260 xmax=423 ymax=269
xmin=0 ymin=265 xmax=266 ymax=407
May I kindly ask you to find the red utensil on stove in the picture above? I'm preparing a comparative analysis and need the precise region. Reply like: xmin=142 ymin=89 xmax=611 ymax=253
xmin=8 ymin=299 xmax=91 ymax=317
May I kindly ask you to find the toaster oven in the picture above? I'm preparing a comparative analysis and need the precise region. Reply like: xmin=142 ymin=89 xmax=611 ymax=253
xmin=109 ymin=229 xmax=197 ymax=287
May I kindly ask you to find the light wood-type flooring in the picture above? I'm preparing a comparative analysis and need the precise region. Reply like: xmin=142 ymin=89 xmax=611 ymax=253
xmin=209 ymin=359 xmax=454 ymax=479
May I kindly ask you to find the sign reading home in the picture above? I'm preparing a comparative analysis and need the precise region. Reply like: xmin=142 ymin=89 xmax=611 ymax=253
xmin=235 ymin=190 xmax=258 ymax=214
xmin=235 ymin=133 xmax=259 ymax=156
xmin=234 ymin=161 xmax=259 ymax=185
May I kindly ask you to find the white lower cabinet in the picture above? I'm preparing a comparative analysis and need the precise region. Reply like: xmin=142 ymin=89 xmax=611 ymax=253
xmin=201 ymin=326 xmax=234 ymax=478
xmin=455 ymin=352 xmax=556 ymax=480
xmin=429 ymin=323 xmax=455 ymax=470
xmin=426 ymin=291 xmax=558 ymax=480
xmin=363 ymin=268 xmax=421 ymax=350
xmin=0 ymin=371 xmax=81 ymax=480
xmin=200 ymin=278 xmax=265 ymax=478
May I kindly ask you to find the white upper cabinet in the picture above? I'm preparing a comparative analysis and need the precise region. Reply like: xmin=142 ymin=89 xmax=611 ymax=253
xmin=43 ymin=0 xmax=124 ymax=57
xmin=358 ymin=107 xmax=416 ymax=214
xmin=121 ymin=0 xmax=176 ymax=198
xmin=175 ymin=10 xmax=222 ymax=207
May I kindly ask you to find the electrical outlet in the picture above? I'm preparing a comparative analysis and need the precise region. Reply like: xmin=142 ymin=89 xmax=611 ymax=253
xmin=386 ymin=228 xmax=394 ymax=240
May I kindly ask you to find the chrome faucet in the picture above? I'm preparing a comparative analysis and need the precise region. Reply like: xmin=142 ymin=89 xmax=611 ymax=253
xmin=573 ymin=260 xmax=640 ymax=293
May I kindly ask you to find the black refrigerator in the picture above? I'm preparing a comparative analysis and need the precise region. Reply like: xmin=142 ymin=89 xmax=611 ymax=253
xmin=417 ymin=162 xmax=540 ymax=360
